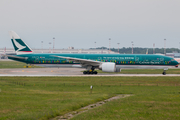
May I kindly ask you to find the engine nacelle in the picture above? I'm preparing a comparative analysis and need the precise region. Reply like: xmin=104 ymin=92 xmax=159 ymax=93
xmin=99 ymin=62 xmax=116 ymax=72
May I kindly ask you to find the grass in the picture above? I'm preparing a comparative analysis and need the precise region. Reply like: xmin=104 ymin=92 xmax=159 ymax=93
xmin=0 ymin=61 xmax=42 ymax=68
xmin=0 ymin=77 xmax=180 ymax=120
xmin=73 ymin=86 xmax=180 ymax=120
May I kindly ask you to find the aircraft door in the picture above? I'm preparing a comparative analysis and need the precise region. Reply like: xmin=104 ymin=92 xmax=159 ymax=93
xmin=135 ymin=56 xmax=139 ymax=64
xmin=135 ymin=57 xmax=139 ymax=62
xmin=160 ymin=57 xmax=164 ymax=64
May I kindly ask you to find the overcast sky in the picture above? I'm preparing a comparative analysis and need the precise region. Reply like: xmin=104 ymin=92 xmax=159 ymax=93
xmin=0 ymin=0 xmax=180 ymax=49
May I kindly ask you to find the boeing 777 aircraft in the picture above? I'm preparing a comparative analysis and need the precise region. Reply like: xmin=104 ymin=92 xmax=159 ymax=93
xmin=6 ymin=31 xmax=179 ymax=75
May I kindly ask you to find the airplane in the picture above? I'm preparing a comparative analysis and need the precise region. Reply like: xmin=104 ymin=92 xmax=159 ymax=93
xmin=6 ymin=31 xmax=179 ymax=75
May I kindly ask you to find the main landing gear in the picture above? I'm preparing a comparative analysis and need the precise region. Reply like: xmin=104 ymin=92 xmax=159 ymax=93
xmin=83 ymin=70 xmax=98 ymax=74
xmin=83 ymin=66 xmax=98 ymax=75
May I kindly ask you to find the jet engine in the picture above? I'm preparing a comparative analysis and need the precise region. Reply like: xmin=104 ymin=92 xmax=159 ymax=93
xmin=99 ymin=62 xmax=116 ymax=72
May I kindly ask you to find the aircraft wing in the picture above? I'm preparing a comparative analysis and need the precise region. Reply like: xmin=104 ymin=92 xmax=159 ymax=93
xmin=53 ymin=56 xmax=102 ymax=66
xmin=5 ymin=55 xmax=28 ymax=60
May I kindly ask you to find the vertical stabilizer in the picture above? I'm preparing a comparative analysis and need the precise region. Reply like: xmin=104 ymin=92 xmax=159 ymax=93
xmin=9 ymin=31 xmax=33 ymax=55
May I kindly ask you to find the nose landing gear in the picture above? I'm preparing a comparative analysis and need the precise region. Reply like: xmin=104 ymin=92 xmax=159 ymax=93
xmin=162 ymin=69 xmax=167 ymax=75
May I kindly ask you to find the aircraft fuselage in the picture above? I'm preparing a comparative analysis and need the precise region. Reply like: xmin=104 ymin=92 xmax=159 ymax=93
xmin=8 ymin=53 xmax=178 ymax=69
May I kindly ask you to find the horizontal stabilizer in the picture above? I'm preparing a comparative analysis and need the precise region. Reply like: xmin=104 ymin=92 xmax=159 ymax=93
xmin=4 ymin=55 xmax=28 ymax=60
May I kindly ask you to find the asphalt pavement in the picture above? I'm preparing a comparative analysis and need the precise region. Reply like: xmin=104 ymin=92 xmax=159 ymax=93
xmin=0 ymin=68 xmax=180 ymax=76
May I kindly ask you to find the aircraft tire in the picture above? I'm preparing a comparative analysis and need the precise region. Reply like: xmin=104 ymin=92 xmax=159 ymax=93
xmin=83 ymin=71 xmax=98 ymax=75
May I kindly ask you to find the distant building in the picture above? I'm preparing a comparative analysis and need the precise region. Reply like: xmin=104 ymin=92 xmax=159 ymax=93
xmin=68 ymin=47 xmax=74 ymax=49
xmin=33 ymin=49 xmax=117 ymax=54
xmin=0 ymin=48 xmax=118 ymax=59
xmin=155 ymin=53 xmax=165 ymax=56
xmin=166 ymin=53 xmax=180 ymax=58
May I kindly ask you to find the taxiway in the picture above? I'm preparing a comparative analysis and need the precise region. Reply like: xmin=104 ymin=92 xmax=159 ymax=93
xmin=0 ymin=68 xmax=180 ymax=76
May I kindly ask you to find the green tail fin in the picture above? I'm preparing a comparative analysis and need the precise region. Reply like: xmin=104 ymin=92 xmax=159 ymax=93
xmin=9 ymin=31 xmax=33 ymax=55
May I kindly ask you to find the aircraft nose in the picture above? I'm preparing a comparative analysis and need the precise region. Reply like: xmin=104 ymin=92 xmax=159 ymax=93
xmin=174 ymin=60 xmax=179 ymax=67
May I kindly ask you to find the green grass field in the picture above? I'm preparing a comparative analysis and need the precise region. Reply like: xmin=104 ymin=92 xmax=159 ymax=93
xmin=0 ymin=77 xmax=180 ymax=120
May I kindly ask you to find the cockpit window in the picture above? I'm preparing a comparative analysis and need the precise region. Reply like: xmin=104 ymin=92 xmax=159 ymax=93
xmin=171 ymin=59 xmax=175 ymax=61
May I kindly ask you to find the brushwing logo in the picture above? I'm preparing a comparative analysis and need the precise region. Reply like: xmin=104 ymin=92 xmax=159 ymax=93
xmin=13 ymin=37 xmax=26 ymax=51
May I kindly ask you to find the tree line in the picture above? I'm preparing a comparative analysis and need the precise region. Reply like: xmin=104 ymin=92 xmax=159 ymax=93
xmin=90 ymin=47 xmax=180 ymax=54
